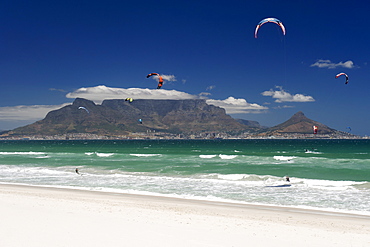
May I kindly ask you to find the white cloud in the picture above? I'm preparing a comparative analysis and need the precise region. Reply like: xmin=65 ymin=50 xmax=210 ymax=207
xmin=49 ymin=88 xmax=67 ymax=92
xmin=206 ymin=96 xmax=268 ymax=114
xmin=148 ymin=74 xmax=177 ymax=82
xmin=160 ymin=74 xmax=177 ymax=82
xmin=310 ymin=59 xmax=356 ymax=69
xmin=206 ymin=85 xmax=216 ymax=91
xmin=273 ymin=105 xmax=295 ymax=109
xmin=199 ymin=92 xmax=211 ymax=96
xmin=66 ymin=85 xmax=198 ymax=103
xmin=261 ymin=86 xmax=315 ymax=103
xmin=0 ymin=103 xmax=70 ymax=121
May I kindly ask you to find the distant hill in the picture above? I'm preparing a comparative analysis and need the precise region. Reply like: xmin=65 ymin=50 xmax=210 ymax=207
xmin=261 ymin=111 xmax=339 ymax=136
xmin=7 ymin=98 xmax=256 ymax=136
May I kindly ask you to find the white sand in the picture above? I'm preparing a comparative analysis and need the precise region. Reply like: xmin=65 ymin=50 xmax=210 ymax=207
xmin=1 ymin=184 xmax=370 ymax=247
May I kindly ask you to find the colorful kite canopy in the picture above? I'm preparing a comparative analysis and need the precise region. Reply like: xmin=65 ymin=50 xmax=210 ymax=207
xmin=313 ymin=126 xmax=318 ymax=134
xmin=335 ymin=72 xmax=349 ymax=84
xmin=255 ymin=17 xmax=286 ymax=38
xmin=146 ymin=73 xmax=164 ymax=89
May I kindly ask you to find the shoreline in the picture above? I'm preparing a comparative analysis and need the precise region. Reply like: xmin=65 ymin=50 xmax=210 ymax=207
xmin=0 ymin=136 xmax=366 ymax=140
xmin=2 ymin=182 xmax=370 ymax=219
xmin=1 ymin=184 xmax=370 ymax=246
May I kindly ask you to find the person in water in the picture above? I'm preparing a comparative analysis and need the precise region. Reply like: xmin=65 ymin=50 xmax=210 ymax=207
xmin=75 ymin=168 xmax=80 ymax=175
xmin=285 ymin=176 xmax=290 ymax=182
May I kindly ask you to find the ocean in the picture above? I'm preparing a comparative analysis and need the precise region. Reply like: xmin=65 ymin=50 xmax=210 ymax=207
xmin=1 ymin=139 xmax=369 ymax=215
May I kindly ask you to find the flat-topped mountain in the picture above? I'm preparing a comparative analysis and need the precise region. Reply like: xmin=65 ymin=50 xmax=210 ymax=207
xmin=8 ymin=98 xmax=256 ymax=136
xmin=4 ymin=99 xmax=350 ymax=138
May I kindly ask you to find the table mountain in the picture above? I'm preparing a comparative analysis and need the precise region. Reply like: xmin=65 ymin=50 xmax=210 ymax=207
xmin=5 ymin=99 xmax=348 ymax=138
xmin=9 ymin=98 xmax=255 ymax=136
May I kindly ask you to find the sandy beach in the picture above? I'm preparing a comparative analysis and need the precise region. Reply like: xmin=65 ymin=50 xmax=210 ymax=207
xmin=0 ymin=184 xmax=369 ymax=247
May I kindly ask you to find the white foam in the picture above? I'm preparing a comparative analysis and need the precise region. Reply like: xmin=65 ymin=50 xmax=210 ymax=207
xmin=35 ymin=156 xmax=50 ymax=159
xmin=219 ymin=154 xmax=237 ymax=159
xmin=0 ymin=151 xmax=45 ymax=155
xmin=301 ymin=179 xmax=363 ymax=190
xmin=217 ymin=174 xmax=248 ymax=181
xmin=130 ymin=154 xmax=161 ymax=157
xmin=199 ymin=155 xmax=217 ymax=159
xmin=305 ymin=150 xmax=323 ymax=154
xmin=273 ymin=156 xmax=296 ymax=161
xmin=96 ymin=153 xmax=114 ymax=157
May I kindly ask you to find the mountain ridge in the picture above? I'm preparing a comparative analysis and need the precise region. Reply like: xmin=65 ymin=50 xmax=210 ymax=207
xmin=7 ymin=98 xmax=257 ymax=136
xmin=2 ymin=98 xmax=352 ymax=138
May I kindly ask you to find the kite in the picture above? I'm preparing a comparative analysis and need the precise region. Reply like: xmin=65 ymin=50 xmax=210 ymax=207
xmin=125 ymin=98 xmax=134 ymax=103
xmin=78 ymin=106 xmax=89 ymax=114
xmin=313 ymin=125 xmax=318 ymax=134
xmin=255 ymin=17 xmax=286 ymax=38
xmin=138 ymin=119 xmax=143 ymax=124
xmin=146 ymin=73 xmax=164 ymax=89
xmin=335 ymin=72 xmax=349 ymax=84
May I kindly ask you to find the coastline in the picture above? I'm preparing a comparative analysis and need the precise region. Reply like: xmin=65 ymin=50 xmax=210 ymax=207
xmin=1 ymin=184 xmax=370 ymax=247
xmin=0 ymin=135 xmax=366 ymax=140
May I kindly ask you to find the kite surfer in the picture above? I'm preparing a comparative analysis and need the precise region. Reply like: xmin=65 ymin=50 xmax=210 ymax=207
xmin=75 ymin=168 xmax=80 ymax=175
xmin=285 ymin=176 xmax=290 ymax=182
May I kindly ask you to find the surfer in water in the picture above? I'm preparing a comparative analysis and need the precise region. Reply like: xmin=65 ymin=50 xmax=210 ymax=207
xmin=285 ymin=176 xmax=290 ymax=182
xmin=75 ymin=168 xmax=80 ymax=175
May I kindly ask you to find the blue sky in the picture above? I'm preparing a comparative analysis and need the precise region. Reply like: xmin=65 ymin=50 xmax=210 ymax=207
xmin=1 ymin=0 xmax=370 ymax=135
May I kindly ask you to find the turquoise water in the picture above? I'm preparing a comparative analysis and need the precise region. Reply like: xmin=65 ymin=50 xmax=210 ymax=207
xmin=1 ymin=139 xmax=370 ymax=215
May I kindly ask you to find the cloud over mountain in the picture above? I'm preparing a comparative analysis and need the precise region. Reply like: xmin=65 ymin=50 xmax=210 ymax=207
xmin=206 ymin=96 xmax=268 ymax=114
xmin=66 ymin=85 xmax=198 ymax=103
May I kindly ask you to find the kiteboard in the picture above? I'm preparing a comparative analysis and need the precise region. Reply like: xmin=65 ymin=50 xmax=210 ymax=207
xmin=266 ymin=184 xmax=291 ymax=188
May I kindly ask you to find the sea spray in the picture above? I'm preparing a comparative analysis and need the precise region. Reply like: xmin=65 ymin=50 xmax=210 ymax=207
xmin=0 ymin=139 xmax=369 ymax=215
